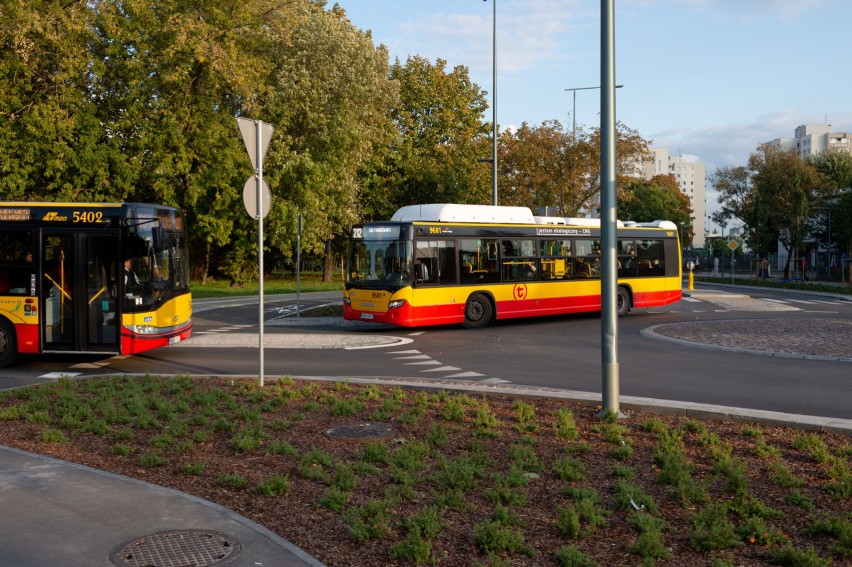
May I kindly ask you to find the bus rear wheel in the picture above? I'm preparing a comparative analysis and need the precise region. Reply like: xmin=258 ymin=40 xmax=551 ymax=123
xmin=0 ymin=318 xmax=17 ymax=368
xmin=463 ymin=293 xmax=493 ymax=329
xmin=617 ymin=287 xmax=631 ymax=317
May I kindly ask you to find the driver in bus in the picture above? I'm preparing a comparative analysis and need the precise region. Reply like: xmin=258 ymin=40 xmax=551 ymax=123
xmin=124 ymin=258 xmax=142 ymax=295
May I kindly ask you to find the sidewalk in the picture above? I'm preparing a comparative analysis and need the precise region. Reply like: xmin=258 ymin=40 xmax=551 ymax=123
xmin=0 ymin=445 xmax=325 ymax=567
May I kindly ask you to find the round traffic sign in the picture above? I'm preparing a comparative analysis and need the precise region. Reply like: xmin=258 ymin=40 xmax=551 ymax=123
xmin=243 ymin=177 xmax=271 ymax=219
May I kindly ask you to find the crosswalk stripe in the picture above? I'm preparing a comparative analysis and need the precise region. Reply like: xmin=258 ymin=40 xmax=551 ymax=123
xmin=38 ymin=372 xmax=81 ymax=379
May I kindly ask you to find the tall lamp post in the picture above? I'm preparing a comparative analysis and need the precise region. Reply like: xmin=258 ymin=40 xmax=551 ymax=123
xmin=483 ymin=0 xmax=497 ymax=205
xmin=564 ymin=85 xmax=622 ymax=216
xmin=564 ymin=85 xmax=623 ymax=142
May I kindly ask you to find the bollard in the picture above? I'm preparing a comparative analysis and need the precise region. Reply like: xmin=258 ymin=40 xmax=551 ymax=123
xmin=688 ymin=269 xmax=694 ymax=291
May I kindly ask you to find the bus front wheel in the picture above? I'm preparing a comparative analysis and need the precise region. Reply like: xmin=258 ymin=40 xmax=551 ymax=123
xmin=463 ymin=293 xmax=493 ymax=329
xmin=0 ymin=318 xmax=17 ymax=368
xmin=617 ymin=287 xmax=631 ymax=317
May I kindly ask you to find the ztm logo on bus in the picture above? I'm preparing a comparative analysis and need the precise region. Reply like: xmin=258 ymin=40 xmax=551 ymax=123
xmin=42 ymin=212 xmax=68 ymax=222
xmin=513 ymin=283 xmax=528 ymax=300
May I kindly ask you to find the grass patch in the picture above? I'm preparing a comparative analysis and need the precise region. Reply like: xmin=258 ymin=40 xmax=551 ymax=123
xmin=0 ymin=375 xmax=847 ymax=566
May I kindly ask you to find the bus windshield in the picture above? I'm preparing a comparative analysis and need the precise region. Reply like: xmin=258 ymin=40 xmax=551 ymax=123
xmin=347 ymin=237 xmax=411 ymax=288
xmin=124 ymin=206 xmax=190 ymax=311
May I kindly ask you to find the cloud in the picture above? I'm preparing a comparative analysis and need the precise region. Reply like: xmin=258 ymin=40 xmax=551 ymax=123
xmin=627 ymin=0 xmax=838 ymax=22
xmin=392 ymin=1 xmax=586 ymax=81
xmin=651 ymin=110 xmax=852 ymax=174
xmin=650 ymin=110 xmax=852 ymax=217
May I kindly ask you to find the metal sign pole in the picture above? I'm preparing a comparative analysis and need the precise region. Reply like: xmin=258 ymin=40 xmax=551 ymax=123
xmin=237 ymin=117 xmax=274 ymax=388
xmin=256 ymin=120 xmax=265 ymax=387
xmin=296 ymin=214 xmax=302 ymax=318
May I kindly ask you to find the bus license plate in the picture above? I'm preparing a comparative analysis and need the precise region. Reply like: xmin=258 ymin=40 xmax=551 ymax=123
xmin=360 ymin=313 xmax=374 ymax=320
xmin=169 ymin=336 xmax=181 ymax=345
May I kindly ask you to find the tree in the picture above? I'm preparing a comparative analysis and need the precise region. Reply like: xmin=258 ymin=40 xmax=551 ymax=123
xmin=808 ymin=149 xmax=852 ymax=264
xmin=261 ymin=2 xmax=398 ymax=282
xmin=748 ymin=145 xmax=826 ymax=277
xmin=498 ymin=120 xmax=571 ymax=214
xmin=0 ymin=0 xmax=127 ymax=200
xmin=711 ymin=164 xmax=775 ymax=259
xmin=498 ymin=120 xmax=651 ymax=217
xmin=373 ymin=55 xmax=491 ymax=212
xmin=89 ymin=0 xmax=299 ymax=284
xmin=620 ymin=174 xmax=692 ymax=240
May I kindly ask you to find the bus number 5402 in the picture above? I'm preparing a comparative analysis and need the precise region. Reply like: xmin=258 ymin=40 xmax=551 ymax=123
xmin=72 ymin=211 xmax=104 ymax=223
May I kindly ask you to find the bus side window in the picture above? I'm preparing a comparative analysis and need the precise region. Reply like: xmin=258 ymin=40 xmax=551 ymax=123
xmin=437 ymin=241 xmax=457 ymax=285
xmin=636 ymin=240 xmax=664 ymax=276
xmin=459 ymin=239 xmax=499 ymax=284
xmin=618 ymin=240 xmax=637 ymax=278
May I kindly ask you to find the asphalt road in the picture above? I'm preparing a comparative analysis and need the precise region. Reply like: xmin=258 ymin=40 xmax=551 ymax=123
xmin=1 ymin=285 xmax=850 ymax=421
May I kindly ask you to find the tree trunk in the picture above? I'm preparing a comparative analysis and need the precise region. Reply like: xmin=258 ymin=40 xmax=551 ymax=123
xmin=201 ymin=241 xmax=211 ymax=286
xmin=782 ymin=244 xmax=793 ymax=279
xmin=322 ymin=238 xmax=333 ymax=283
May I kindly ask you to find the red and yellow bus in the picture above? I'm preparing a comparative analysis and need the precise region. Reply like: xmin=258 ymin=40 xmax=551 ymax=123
xmin=344 ymin=204 xmax=682 ymax=328
xmin=0 ymin=202 xmax=192 ymax=367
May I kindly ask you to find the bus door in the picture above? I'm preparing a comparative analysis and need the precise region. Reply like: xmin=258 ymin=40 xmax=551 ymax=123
xmin=42 ymin=233 xmax=120 ymax=353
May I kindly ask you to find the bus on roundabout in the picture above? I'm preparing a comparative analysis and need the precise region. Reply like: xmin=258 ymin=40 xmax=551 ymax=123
xmin=344 ymin=204 xmax=681 ymax=328
xmin=0 ymin=201 xmax=192 ymax=367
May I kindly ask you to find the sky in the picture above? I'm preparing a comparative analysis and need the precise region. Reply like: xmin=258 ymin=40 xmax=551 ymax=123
xmin=337 ymin=0 xmax=852 ymax=224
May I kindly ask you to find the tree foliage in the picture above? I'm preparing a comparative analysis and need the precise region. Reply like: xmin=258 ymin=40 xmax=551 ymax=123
xmin=620 ymin=174 xmax=692 ymax=241
xmin=713 ymin=145 xmax=827 ymax=276
xmin=0 ymin=0 xmax=112 ymax=200
xmin=498 ymin=120 xmax=572 ymax=214
xmin=808 ymin=149 xmax=852 ymax=260
xmin=1 ymin=0 xmax=667 ymax=283
xmin=374 ymin=55 xmax=492 ymax=213
xmin=498 ymin=120 xmax=651 ymax=217
xmin=259 ymin=2 xmax=397 ymax=282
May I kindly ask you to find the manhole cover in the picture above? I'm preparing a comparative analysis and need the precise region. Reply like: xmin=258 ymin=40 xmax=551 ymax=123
xmin=326 ymin=422 xmax=396 ymax=442
xmin=110 ymin=530 xmax=240 ymax=567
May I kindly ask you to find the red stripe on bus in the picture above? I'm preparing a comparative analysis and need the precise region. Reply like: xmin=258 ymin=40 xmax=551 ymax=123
xmin=14 ymin=323 xmax=40 ymax=354
xmin=121 ymin=324 xmax=193 ymax=355
xmin=632 ymin=288 xmax=682 ymax=308
xmin=345 ymin=286 xmax=682 ymax=328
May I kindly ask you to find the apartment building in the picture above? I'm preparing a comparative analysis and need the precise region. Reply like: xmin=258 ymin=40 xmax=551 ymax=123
xmin=638 ymin=147 xmax=707 ymax=248
xmin=765 ymin=124 xmax=852 ymax=158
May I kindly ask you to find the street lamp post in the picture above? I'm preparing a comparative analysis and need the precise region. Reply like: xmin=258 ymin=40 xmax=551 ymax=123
xmin=489 ymin=0 xmax=497 ymax=206
xmin=564 ymin=85 xmax=622 ymax=216
xmin=564 ymin=85 xmax=624 ymax=140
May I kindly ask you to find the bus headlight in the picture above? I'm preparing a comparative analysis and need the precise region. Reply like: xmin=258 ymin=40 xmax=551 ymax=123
xmin=126 ymin=324 xmax=158 ymax=335
xmin=388 ymin=299 xmax=405 ymax=309
xmin=343 ymin=297 xmax=351 ymax=305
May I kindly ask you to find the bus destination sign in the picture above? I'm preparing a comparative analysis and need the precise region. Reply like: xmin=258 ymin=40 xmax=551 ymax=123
xmin=0 ymin=208 xmax=31 ymax=222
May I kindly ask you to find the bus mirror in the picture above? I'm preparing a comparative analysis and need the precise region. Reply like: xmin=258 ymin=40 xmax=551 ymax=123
xmin=152 ymin=227 xmax=173 ymax=253
xmin=126 ymin=234 xmax=148 ymax=257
